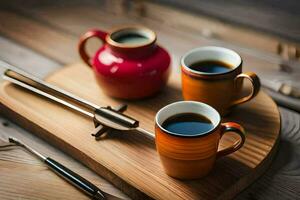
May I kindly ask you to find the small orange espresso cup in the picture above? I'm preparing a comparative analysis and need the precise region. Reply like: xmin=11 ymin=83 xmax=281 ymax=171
xmin=181 ymin=46 xmax=260 ymax=116
xmin=155 ymin=101 xmax=245 ymax=179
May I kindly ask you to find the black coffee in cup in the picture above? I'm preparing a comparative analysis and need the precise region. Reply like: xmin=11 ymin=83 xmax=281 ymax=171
xmin=162 ymin=113 xmax=214 ymax=136
xmin=189 ymin=60 xmax=232 ymax=74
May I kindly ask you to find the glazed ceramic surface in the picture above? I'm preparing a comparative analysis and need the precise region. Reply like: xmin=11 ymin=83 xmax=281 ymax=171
xmin=181 ymin=46 xmax=260 ymax=116
xmin=155 ymin=101 xmax=245 ymax=179
xmin=79 ymin=27 xmax=171 ymax=99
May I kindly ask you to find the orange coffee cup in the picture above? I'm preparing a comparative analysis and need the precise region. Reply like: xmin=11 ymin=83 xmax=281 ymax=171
xmin=155 ymin=101 xmax=245 ymax=179
xmin=181 ymin=46 xmax=260 ymax=116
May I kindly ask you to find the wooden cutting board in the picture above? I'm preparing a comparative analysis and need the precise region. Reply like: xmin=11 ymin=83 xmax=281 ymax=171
xmin=0 ymin=63 xmax=280 ymax=200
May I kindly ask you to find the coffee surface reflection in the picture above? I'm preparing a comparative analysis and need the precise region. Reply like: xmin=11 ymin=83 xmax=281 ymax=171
xmin=189 ymin=60 xmax=232 ymax=74
xmin=114 ymin=33 xmax=149 ymax=44
xmin=162 ymin=113 xmax=214 ymax=136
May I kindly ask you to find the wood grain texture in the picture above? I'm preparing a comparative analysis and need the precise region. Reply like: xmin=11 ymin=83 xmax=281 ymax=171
xmin=130 ymin=1 xmax=282 ymax=54
xmin=153 ymin=0 xmax=300 ymax=44
xmin=0 ymin=116 xmax=129 ymax=200
xmin=0 ymin=63 xmax=280 ymax=199
xmin=0 ymin=0 xmax=299 ymax=199
xmin=0 ymin=26 xmax=129 ymax=200
xmin=237 ymin=107 xmax=300 ymax=199
xmin=0 ymin=35 xmax=129 ymax=199
xmin=0 ymin=0 xmax=288 ymax=69
xmin=0 ymin=36 xmax=60 ymax=78
xmin=0 ymin=9 xmax=77 ymax=64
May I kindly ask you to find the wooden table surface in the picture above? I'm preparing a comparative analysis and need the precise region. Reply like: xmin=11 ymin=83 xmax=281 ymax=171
xmin=0 ymin=0 xmax=299 ymax=199
xmin=155 ymin=0 xmax=300 ymax=44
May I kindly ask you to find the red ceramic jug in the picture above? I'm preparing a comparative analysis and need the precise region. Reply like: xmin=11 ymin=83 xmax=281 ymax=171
xmin=78 ymin=26 xmax=171 ymax=99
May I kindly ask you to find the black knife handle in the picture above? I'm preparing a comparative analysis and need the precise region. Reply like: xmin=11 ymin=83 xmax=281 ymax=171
xmin=45 ymin=157 xmax=105 ymax=200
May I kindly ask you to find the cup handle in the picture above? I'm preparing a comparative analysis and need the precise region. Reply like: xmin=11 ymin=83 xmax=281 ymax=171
xmin=230 ymin=72 xmax=261 ymax=107
xmin=216 ymin=122 xmax=246 ymax=159
xmin=78 ymin=29 xmax=108 ymax=67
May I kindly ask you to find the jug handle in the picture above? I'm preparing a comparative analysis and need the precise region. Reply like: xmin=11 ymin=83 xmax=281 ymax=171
xmin=78 ymin=29 xmax=108 ymax=67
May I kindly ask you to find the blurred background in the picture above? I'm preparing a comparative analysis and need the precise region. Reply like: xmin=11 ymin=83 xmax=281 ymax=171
xmin=0 ymin=1 xmax=300 ymax=199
